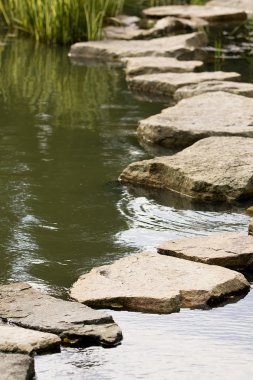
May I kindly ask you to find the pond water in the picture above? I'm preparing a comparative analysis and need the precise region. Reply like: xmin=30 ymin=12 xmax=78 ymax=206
xmin=0 ymin=34 xmax=253 ymax=379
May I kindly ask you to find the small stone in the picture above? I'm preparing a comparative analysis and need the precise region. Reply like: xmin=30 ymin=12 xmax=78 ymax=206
xmin=0 ymin=353 xmax=35 ymax=380
xmin=71 ymin=252 xmax=249 ymax=314
xmin=158 ymin=233 xmax=253 ymax=270
xmin=119 ymin=136 xmax=253 ymax=202
xmin=127 ymin=71 xmax=240 ymax=97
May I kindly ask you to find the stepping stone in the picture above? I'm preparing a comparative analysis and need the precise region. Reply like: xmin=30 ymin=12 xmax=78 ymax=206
xmin=0 ymin=324 xmax=60 ymax=354
xmin=158 ymin=233 xmax=253 ymax=270
xmin=119 ymin=136 xmax=253 ymax=202
xmin=137 ymin=92 xmax=253 ymax=149
xmin=127 ymin=71 xmax=240 ymax=97
xmin=69 ymin=32 xmax=207 ymax=62
xmin=143 ymin=5 xmax=247 ymax=23
xmin=70 ymin=252 xmax=249 ymax=314
xmin=208 ymin=0 xmax=253 ymax=17
xmin=123 ymin=56 xmax=204 ymax=76
xmin=174 ymin=80 xmax=253 ymax=100
xmin=0 ymin=353 xmax=34 ymax=380
xmin=0 ymin=283 xmax=122 ymax=347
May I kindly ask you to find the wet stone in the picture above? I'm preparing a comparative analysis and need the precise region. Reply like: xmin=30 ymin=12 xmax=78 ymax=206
xmin=0 ymin=324 xmax=60 ymax=354
xmin=0 ymin=353 xmax=35 ymax=380
xmin=174 ymin=80 xmax=253 ymax=100
xmin=123 ymin=56 xmax=204 ymax=76
xmin=71 ymin=252 xmax=249 ymax=314
xmin=158 ymin=233 xmax=253 ymax=270
xmin=127 ymin=71 xmax=240 ymax=97
xmin=69 ymin=32 xmax=207 ymax=62
xmin=0 ymin=283 xmax=122 ymax=347
xmin=119 ymin=136 xmax=253 ymax=202
xmin=137 ymin=91 xmax=253 ymax=149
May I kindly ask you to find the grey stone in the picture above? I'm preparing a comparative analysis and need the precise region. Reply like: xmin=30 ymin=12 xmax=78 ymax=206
xmin=0 ymin=324 xmax=60 ymax=354
xmin=0 ymin=283 xmax=122 ymax=347
xmin=0 ymin=353 xmax=34 ymax=380
xmin=208 ymin=0 xmax=253 ymax=17
xmin=69 ymin=32 xmax=208 ymax=62
xmin=119 ymin=136 xmax=253 ymax=202
xmin=127 ymin=71 xmax=241 ymax=97
xmin=122 ymin=56 xmax=204 ymax=76
xmin=143 ymin=4 xmax=247 ymax=23
xmin=174 ymin=80 xmax=253 ymax=100
xmin=249 ymin=220 xmax=253 ymax=236
xmin=137 ymin=91 xmax=253 ymax=149
xmin=158 ymin=233 xmax=253 ymax=270
xmin=71 ymin=252 xmax=249 ymax=314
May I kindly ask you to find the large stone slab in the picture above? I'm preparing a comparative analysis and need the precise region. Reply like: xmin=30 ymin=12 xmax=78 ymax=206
xmin=174 ymin=80 xmax=253 ymax=100
xmin=208 ymin=0 xmax=253 ymax=17
xmin=71 ymin=252 xmax=249 ymax=314
xmin=158 ymin=233 xmax=253 ymax=270
xmin=127 ymin=71 xmax=240 ymax=96
xmin=0 ymin=353 xmax=35 ymax=380
xmin=0 ymin=283 xmax=122 ymax=347
xmin=0 ymin=324 xmax=60 ymax=354
xmin=143 ymin=5 xmax=247 ymax=23
xmin=119 ymin=136 xmax=253 ymax=202
xmin=137 ymin=91 xmax=253 ymax=149
xmin=69 ymin=32 xmax=207 ymax=62
xmin=123 ymin=56 xmax=204 ymax=76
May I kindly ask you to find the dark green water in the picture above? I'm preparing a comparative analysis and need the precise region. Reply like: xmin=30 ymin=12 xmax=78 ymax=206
xmin=0 ymin=36 xmax=253 ymax=379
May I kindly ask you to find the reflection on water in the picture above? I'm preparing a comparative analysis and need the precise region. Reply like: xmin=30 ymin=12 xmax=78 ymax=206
xmin=0 ymin=36 xmax=253 ymax=379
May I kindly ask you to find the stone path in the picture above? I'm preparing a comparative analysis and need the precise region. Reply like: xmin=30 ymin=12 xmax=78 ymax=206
xmin=158 ymin=233 xmax=253 ymax=270
xmin=71 ymin=252 xmax=249 ymax=314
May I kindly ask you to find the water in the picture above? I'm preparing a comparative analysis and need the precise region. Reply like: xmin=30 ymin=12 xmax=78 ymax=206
xmin=0 ymin=35 xmax=253 ymax=379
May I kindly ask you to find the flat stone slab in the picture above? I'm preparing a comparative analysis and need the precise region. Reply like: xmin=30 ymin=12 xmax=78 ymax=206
xmin=69 ymin=32 xmax=207 ymax=62
xmin=71 ymin=252 xmax=249 ymax=314
xmin=0 ymin=283 xmax=122 ymax=347
xmin=137 ymin=91 xmax=253 ymax=149
xmin=119 ymin=136 xmax=253 ymax=202
xmin=143 ymin=5 xmax=247 ymax=23
xmin=123 ymin=56 xmax=204 ymax=76
xmin=158 ymin=233 xmax=253 ymax=270
xmin=0 ymin=353 xmax=34 ymax=380
xmin=0 ymin=324 xmax=60 ymax=354
xmin=127 ymin=71 xmax=241 ymax=96
xmin=174 ymin=80 xmax=253 ymax=100
xmin=208 ymin=0 xmax=253 ymax=17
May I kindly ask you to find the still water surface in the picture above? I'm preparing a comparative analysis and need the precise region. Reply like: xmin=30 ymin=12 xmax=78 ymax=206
xmin=0 ymin=36 xmax=253 ymax=379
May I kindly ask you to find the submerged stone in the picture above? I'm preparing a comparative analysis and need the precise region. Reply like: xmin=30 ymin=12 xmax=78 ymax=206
xmin=158 ymin=233 xmax=253 ymax=270
xmin=123 ymin=56 xmax=204 ymax=76
xmin=137 ymin=91 xmax=253 ymax=149
xmin=69 ymin=32 xmax=207 ymax=62
xmin=143 ymin=4 xmax=247 ymax=23
xmin=0 ymin=324 xmax=60 ymax=354
xmin=119 ymin=136 xmax=253 ymax=202
xmin=174 ymin=80 xmax=253 ymax=100
xmin=127 ymin=71 xmax=240 ymax=97
xmin=0 ymin=353 xmax=35 ymax=380
xmin=0 ymin=283 xmax=122 ymax=347
xmin=71 ymin=252 xmax=249 ymax=314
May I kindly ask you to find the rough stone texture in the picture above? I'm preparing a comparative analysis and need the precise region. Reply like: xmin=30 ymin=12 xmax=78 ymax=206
xmin=143 ymin=5 xmax=247 ymax=23
xmin=158 ymin=233 xmax=253 ymax=270
xmin=174 ymin=80 xmax=253 ymax=100
xmin=0 ymin=353 xmax=35 ymax=380
xmin=0 ymin=324 xmax=60 ymax=354
xmin=249 ymin=220 xmax=253 ymax=236
xmin=0 ymin=283 xmax=122 ymax=347
xmin=137 ymin=92 xmax=253 ymax=149
xmin=122 ymin=56 xmax=204 ymax=76
xmin=208 ymin=0 xmax=253 ymax=17
xmin=119 ymin=136 xmax=253 ymax=202
xmin=71 ymin=252 xmax=249 ymax=314
xmin=69 ymin=32 xmax=208 ymax=62
xmin=127 ymin=71 xmax=241 ymax=96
